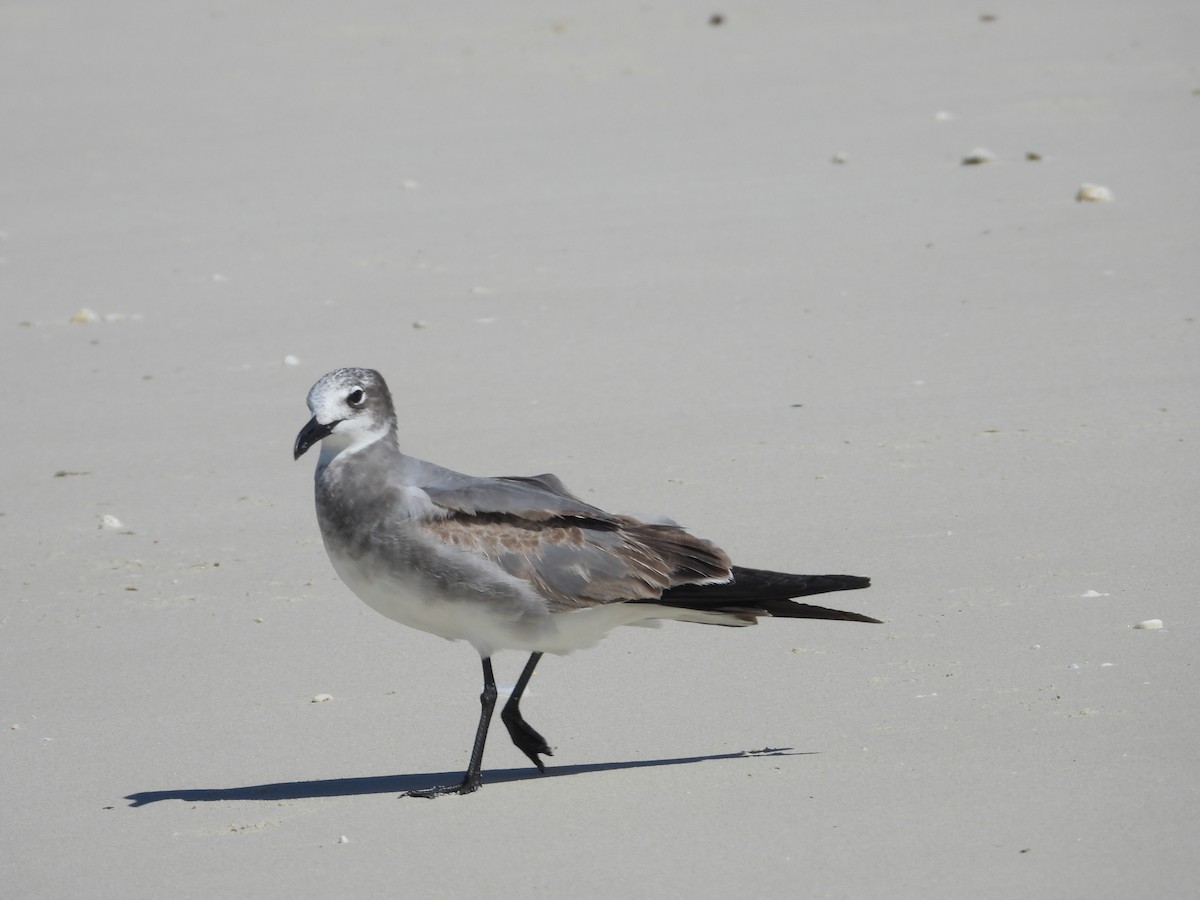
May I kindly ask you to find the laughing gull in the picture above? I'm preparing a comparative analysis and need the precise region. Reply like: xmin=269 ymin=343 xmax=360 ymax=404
xmin=294 ymin=367 xmax=878 ymax=797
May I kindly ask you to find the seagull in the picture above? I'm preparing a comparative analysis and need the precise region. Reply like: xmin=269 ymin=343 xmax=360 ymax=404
xmin=294 ymin=367 xmax=878 ymax=797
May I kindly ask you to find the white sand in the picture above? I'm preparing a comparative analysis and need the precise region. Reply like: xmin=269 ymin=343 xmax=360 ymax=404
xmin=3 ymin=2 xmax=1198 ymax=897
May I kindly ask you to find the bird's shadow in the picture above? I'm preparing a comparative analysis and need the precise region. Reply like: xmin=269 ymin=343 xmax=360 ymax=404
xmin=124 ymin=748 xmax=808 ymax=807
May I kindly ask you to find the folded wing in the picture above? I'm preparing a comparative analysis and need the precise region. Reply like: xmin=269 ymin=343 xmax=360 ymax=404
xmin=413 ymin=470 xmax=876 ymax=625
xmin=416 ymin=471 xmax=732 ymax=611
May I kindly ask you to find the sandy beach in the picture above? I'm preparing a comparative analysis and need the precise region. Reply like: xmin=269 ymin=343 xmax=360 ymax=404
xmin=3 ymin=2 xmax=1198 ymax=897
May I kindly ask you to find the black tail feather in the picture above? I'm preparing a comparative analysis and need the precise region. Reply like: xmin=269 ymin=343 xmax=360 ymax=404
xmin=644 ymin=566 xmax=879 ymax=624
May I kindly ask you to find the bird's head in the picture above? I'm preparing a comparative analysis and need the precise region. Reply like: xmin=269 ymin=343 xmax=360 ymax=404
xmin=294 ymin=367 xmax=396 ymax=461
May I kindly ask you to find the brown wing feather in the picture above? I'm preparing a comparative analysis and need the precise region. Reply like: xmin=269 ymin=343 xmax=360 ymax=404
xmin=420 ymin=512 xmax=732 ymax=612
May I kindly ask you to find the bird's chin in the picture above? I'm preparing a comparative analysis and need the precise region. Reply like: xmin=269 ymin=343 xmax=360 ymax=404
xmin=294 ymin=417 xmax=338 ymax=460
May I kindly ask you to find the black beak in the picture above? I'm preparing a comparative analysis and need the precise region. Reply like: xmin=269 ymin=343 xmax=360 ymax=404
xmin=294 ymin=416 xmax=337 ymax=460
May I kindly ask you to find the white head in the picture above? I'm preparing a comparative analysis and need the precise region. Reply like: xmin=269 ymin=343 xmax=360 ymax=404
xmin=293 ymin=368 xmax=397 ymax=464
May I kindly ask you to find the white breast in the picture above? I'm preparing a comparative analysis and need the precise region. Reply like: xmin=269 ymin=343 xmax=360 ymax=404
xmin=319 ymin=535 xmax=720 ymax=657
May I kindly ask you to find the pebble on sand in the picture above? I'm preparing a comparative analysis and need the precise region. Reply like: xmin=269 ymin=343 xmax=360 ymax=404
xmin=1133 ymin=619 xmax=1163 ymax=630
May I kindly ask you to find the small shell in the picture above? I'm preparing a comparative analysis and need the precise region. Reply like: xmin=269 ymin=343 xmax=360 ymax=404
xmin=1076 ymin=183 xmax=1113 ymax=202
xmin=99 ymin=514 xmax=123 ymax=530
xmin=1133 ymin=619 xmax=1163 ymax=630
xmin=311 ymin=693 xmax=333 ymax=703
xmin=961 ymin=147 xmax=997 ymax=165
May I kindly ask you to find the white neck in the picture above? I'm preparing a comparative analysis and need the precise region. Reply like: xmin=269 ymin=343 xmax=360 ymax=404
xmin=315 ymin=423 xmax=391 ymax=476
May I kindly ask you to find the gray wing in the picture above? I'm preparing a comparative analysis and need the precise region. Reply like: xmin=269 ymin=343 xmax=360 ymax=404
xmin=413 ymin=467 xmax=732 ymax=611
xmin=424 ymin=472 xmax=619 ymax=523
xmin=392 ymin=455 xmax=616 ymax=522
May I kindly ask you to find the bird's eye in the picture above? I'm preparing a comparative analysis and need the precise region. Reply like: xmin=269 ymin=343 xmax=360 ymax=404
xmin=347 ymin=388 xmax=365 ymax=407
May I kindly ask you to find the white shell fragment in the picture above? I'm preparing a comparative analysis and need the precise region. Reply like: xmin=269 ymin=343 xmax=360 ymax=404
xmin=961 ymin=147 xmax=997 ymax=165
xmin=1133 ymin=619 xmax=1163 ymax=630
xmin=1076 ymin=183 xmax=1114 ymax=202
xmin=311 ymin=693 xmax=333 ymax=703
xmin=283 ymin=355 xmax=300 ymax=367
xmin=99 ymin=514 xmax=124 ymax=530
xmin=1081 ymin=590 xmax=1110 ymax=598
xmin=70 ymin=308 xmax=99 ymax=324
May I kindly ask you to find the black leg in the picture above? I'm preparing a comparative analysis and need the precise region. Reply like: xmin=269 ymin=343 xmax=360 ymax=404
xmin=405 ymin=657 xmax=498 ymax=798
xmin=500 ymin=651 xmax=554 ymax=772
